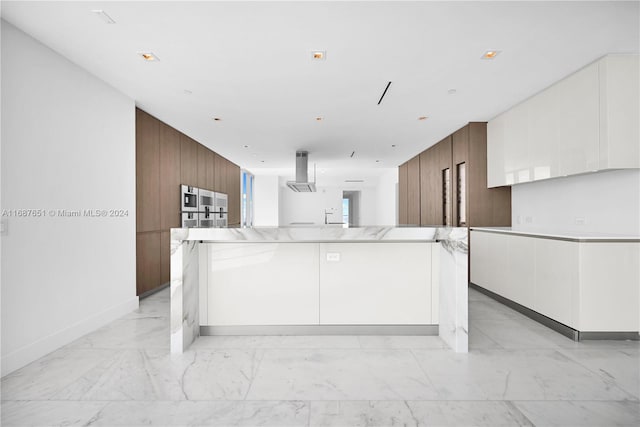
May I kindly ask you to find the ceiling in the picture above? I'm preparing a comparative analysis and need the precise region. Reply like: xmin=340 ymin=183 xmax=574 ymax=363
xmin=2 ymin=1 xmax=638 ymax=177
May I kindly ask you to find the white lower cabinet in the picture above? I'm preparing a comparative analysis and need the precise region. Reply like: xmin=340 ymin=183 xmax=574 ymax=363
xmin=203 ymin=242 xmax=435 ymax=327
xmin=206 ymin=243 xmax=320 ymax=325
xmin=471 ymin=230 xmax=639 ymax=332
xmin=319 ymin=242 xmax=433 ymax=325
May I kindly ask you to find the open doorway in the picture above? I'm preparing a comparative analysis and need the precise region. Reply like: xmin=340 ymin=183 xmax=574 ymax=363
xmin=342 ymin=191 xmax=360 ymax=227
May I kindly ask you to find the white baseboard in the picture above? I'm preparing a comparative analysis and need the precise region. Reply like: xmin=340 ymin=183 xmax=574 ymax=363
xmin=1 ymin=296 xmax=139 ymax=377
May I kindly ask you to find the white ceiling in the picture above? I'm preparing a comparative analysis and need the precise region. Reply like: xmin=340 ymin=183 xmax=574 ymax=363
xmin=2 ymin=1 xmax=638 ymax=176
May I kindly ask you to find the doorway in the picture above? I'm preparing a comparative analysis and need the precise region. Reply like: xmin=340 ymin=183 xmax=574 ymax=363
xmin=342 ymin=191 xmax=360 ymax=227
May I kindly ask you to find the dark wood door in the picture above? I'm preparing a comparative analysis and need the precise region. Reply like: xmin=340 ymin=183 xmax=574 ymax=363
xmin=214 ymin=154 xmax=227 ymax=194
xmin=159 ymin=122 xmax=181 ymax=229
xmin=160 ymin=230 xmax=171 ymax=286
xmin=197 ymin=143 xmax=208 ymax=189
xmin=452 ymin=125 xmax=469 ymax=227
xmin=136 ymin=109 xmax=160 ymax=233
xmin=206 ymin=149 xmax=216 ymax=190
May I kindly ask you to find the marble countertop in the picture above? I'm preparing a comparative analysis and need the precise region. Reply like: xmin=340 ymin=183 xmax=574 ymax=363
xmin=471 ymin=227 xmax=640 ymax=242
xmin=171 ymin=226 xmax=467 ymax=246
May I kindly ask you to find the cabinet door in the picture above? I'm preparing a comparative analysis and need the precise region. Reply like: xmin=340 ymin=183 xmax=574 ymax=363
xmin=469 ymin=231 xmax=508 ymax=296
xmin=319 ymin=243 xmax=432 ymax=324
xmin=207 ymin=243 xmax=320 ymax=325
xmin=196 ymin=143 xmax=208 ymax=189
xmin=534 ymin=239 xmax=578 ymax=327
xmin=136 ymin=232 xmax=161 ymax=296
xmin=136 ymin=109 xmax=160 ymax=233
xmin=398 ymin=162 xmax=408 ymax=225
xmin=180 ymin=134 xmax=198 ymax=187
xmin=452 ymin=126 xmax=469 ymax=227
xmin=159 ymin=122 xmax=181 ymax=229
xmin=407 ymin=155 xmax=421 ymax=225
xmin=487 ymin=114 xmax=508 ymax=187
xmin=214 ymin=153 xmax=227 ymax=193
xmin=227 ymin=162 xmax=241 ymax=226
xmin=505 ymin=235 xmax=535 ymax=308
xmin=556 ymin=62 xmax=599 ymax=176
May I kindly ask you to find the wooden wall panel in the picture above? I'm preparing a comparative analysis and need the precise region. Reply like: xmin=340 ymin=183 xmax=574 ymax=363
xmin=206 ymin=149 xmax=216 ymax=190
xmin=467 ymin=122 xmax=511 ymax=226
xmin=398 ymin=162 xmax=408 ymax=224
xmin=159 ymin=122 xmax=181 ymax=229
xmin=214 ymin=154 xmax=227 ymax=194
xmin=136 ymin=232 xmax=161 ymax=296
xmin=197 ymin=143 xmax=208 ymax=189
xmin=180 ymin=134 xmax=198 ymax=187
xmin=407 ymin=155 xmax=421 ymax=225
xmin=452 ymin=125 xmax=469 ymax=227
xmin=160 ymin=230 xmax=171 ymax=286
xmin=136 ymin=109 xmax=160 ymax=233
xmin=227 ymin=162 xmax=241 ymax=226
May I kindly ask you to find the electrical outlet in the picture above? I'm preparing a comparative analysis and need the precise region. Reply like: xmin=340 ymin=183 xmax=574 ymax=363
xmin=525 ymin=216 xmax=533 ymax=224
xmin=575 ymin=217 xmax=586 ymax=225
xmin=516 ymin=215 xmax=522 ymax=225
xmin=326 ymin=252 xmax=340 ymax=262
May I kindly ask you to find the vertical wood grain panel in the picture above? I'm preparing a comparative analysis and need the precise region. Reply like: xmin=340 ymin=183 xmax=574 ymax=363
xmin=159 ymin=122 xmax=181 ymax=229
xmin=398 ymin=162 xmax=408 ymax=225
xmin=136 ymin=232 xmax=161 ymax=295
xmin=160 ymin=230 xmax=170 ymax=286
xmin=407 ymin=155 xmax=421 ymax=225
xmin=227 ymin=162 xmax=241 ymax=226
xmin=206 ymin=149 xmax=216 ymax=190
xmin=180 ymin=134 xmax=198 ymax=187
xmin=197 ymin=143 xmax=208 ymax=189
xmin=214 ymin=153 xmax=227 ymax=193
xmin=136 ymin=108 xmax=160 ymax=233
xmin=452 ymin=125 xmax=469 ymax=227
xmin=419 ymin=150 xmax=432 ymax=225
xmin=437 ymin=136 xmax=453 ymax=226
xmin=468 ymin=122 xmax=511 ymax=226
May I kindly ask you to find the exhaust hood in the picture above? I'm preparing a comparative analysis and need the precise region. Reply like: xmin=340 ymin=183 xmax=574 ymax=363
xmin=287 ymin=151 xmax=317 ymax=192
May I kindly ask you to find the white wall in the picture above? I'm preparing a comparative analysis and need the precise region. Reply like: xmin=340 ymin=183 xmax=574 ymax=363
xmin=375 ymin=169 xmax=399 ymax=226
xmin=253 ymin=175 xmax=279 ymax=227
xmin=1 ymin=22 xmax=137 ymax=376
xmin=511 ymin=169 xmax=640 ymax=235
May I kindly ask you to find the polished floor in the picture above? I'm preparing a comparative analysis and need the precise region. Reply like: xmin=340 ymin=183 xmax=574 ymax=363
xmin=1 ymin=288 xmax=638 ymax=426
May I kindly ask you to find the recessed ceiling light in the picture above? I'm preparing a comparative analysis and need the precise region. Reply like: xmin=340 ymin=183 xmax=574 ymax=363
xmin=212 ymin=117 xmax=222 ymax=121
xmin=391 ymin=144 xmax=397 ymax=147
xmin=243 ymin=145 xmax=250 ymax=148
xmin=183 ymin=89 xmax=192 ymax=95
xmin=91 ymin=10 xmax=116 ymax=24
xmin=311 ymin=51 xmax=326 ymax=60
xmin=315 ymin=116 xmax=323 ymax=121
xmin=139 ymin=52 xmax=159 ymax=61
xmin=418 ymin=116 xmax=428 ymax=121
xmin=375 ymin=160 xmax=380 ymax=163
xmin=481 ymin=50 xmax=501 ymax=60
xmin=261 ymin=160 xmax=265 ymax=163
xmin=448 ymin=89 xmax=457 ymax=95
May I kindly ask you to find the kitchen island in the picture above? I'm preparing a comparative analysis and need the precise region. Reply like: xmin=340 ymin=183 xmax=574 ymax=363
xmin=171 ymin=227 xmax=468 ymax=353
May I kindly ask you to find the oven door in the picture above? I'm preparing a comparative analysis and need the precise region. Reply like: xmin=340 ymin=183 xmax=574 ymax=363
xmin=181 ymin=185 xmax=199 ymax=213
xmin=181 ymin=212 xmax=199 ymax=228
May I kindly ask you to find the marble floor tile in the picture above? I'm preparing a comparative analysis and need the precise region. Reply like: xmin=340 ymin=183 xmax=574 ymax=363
xmin=357 ymin=335 xmax=447 ymax=349
xmin=0 ymin=348 xmax=118 ymax=400
xmin=0 ymin=400 xmax=107 ymax=427
xmin=513 ymin=400 xmax=640 ymax=426
xmin=247 ymin=349 xmax=440 ymax=400
xmin=469 ymin=300 xmax=523 ymax=322
xmin=412 ymin=348 xmax=637 ymax=401
xmin=468 ymin=325 xmax=504 ymax=350
xmin=472 ymin=317 xmax=574 ymax=350
xmin=64 ymin=316 xmax=170 ymax=350
xmin=192 ymin=335 xmax=361 ymax=350
xmin=558 ymin=348 xmax=640 ymax=398
xmin=308 ymin=400 xmax=534 ymax=426
xmin=87 ymin=400 xmax=309 ymax=426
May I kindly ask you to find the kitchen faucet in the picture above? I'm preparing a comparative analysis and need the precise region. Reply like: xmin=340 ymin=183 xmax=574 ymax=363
xmin=324 ymin=209 xmax=334 ymax=224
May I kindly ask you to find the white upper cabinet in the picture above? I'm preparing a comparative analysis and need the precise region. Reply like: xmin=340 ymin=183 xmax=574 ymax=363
xmin=488 ymin=54 xmax=639 ymax=188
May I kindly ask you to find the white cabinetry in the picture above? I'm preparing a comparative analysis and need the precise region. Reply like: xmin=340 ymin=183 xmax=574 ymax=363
xmin=488 ymin=54 xmax=639 ymax=188
xmin=206 ymin=243 xmax=320 ymax=325
xmin=319 ymin=242 xmax=433 ymax=325
xmin=470 ymin=230 xmax=639 ymax=332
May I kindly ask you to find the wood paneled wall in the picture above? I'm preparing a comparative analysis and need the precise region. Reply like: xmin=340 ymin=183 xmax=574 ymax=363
xmin=136 ymin=108 xmax=242 ymax=296
xmin=398 ymin=122 xmax=511 ymax=228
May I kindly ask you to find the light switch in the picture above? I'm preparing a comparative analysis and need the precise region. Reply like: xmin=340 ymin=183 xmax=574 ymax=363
xmin=326 ymin=252 xmax=340 ymax=262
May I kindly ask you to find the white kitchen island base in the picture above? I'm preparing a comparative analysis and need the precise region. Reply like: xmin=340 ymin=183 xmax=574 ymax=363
xmin=171 ymin=227 xmax=468 ymax=353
